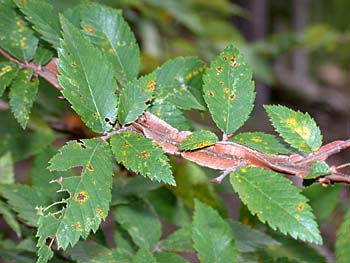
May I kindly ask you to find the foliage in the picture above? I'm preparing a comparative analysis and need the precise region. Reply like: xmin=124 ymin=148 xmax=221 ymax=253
xmin=0 ymin=1 xmax=348 ymax=263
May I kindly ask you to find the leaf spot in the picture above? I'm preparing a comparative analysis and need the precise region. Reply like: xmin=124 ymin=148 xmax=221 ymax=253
xmin=251 ymin=136 xmax=262 ymax=143
xmin=229 ymin=93 xmax=236 ymax=100
xmin=96 ymin=208 xmax=104 ymax=217
xmin=87 ymin=164 xmax=94 ymax=172
xmin=141 ymin=150 xmax=150 ymax=159
xmin=297 ymin=203 xmax=305 ymax=211
xmin=147 ymin=79 xmax=156 ymax=91
xmin=72 ymin=222 xmax=82 ymax=230
xmin=286 ymin=118 xmax=297 ymax=126
xmin=75 ymin=191 xmax=89 ymax=203
xmin=216 ymin=66 xmax=223 ymax=74
xmin=223 ymin=87 xmax=229 ymax=93
xmin=295 ymin=126 xmax=311 ymax=139
xmin=208 ymin=91 xmax=214 ymax=97
xmin=229 ymin=56 xmax=237 ymax=67
xmin=83 ymin=25 xmax=95 ymax=34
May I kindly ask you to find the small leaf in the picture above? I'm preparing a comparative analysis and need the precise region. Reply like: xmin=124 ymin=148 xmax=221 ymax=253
xmin=264 ymin=105 xmax=322 ymax=153
xmin=118 ymin=73 xmax=155 ymax=125
xmin=203 ymin=44 xmax=255 ymax=134
xmin=57 ymin=15 xmax=117 ymax=133
xmin=230 ymin=167 xmax=322 ymax=244
xmin=0 ymin=2 xmax=38 ymax=61
xmin=160 ymin=225 xmax=194 ymax=253
xmin=37 ymin=138 xmax=114 ymax=259
xmin=336 ymin=212 xmax=350 ymax=263
xmin=0 ymin=199 xmax=21 ymax=237
xmin=114 ymin=199 xmax=161 ymax=250
xmin=154 ymin=57 xmax=206 ymax=110
xmin=305 ymin=161 xmax=331 ymax=179
xmin=9 ymin=69 xmax=39 ymax=129
xmin=231 ymin=132 xmax=291 ymax=154
xmin=155 ymin=252 xmax=189 ymax=263
xmin=179 ymin=130 xmax=218 ymax=151
xmin=133 ymin=248 xmax=157 ymax=263
xmin=81 ymin=3 xmax=140 ymax=82
xmin=110 ymin=131 xmax=175 ymax=185
xmin=14 ymin=0 xmax=60 ymax=47
xmin=33 ymin=45 xmax=54 ymax=66
xmin=66 ymin=241 xmax=116 ymax=263
xmin=0 ymin=62 xmax=18 ymax=97
xmin=192 ymin=200 xmax=237 ymax=263
xmin=0 ymin=152 xmax=14 ymax=184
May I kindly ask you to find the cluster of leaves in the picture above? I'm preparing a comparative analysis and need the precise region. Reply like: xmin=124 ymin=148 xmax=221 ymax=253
xmin=0 ymin=1 xmax=349 ymax=263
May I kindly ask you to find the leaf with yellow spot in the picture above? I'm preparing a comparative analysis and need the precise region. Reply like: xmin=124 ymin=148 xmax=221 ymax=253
xmin=231 ymin=132 xmax=291 ymax=154
xmin=264 ymin=105 xmax=322 ymax=153
xmin=36 ymin=138 xmax=114 ymax=262
xmin=203 ymin=45 xmax=256 ymax=134
xmin=110 ymin=131 xmax=175 ymax=185
xmin=118 ymin=73 xmax=155 ymax=125
xmin=179 ymin=130 xmax=218 ymax=151
xmin=230 ymin=167 xmax=322 ymax=244
xmin=9 ymin=69 xmax=39 ymax=129
xmin=0 ymin=62 xmax=18 ymax=97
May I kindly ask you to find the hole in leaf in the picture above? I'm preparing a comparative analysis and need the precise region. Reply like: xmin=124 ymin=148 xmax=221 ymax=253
xmin=77 ymin=139 xmax=87 ymax=149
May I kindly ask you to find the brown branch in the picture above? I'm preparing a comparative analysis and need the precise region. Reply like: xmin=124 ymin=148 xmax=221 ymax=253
xmin=2 ymin=47 xmax=350 ymax=185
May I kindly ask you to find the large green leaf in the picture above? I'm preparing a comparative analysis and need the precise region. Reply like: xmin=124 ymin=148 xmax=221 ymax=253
xmin=203 ymin=45 xmax=255 ymax=134
xmin=160 ymin=225 xmax=194 ymax=253
xmin=192 ymin=200 xmax=237 ymax=263
xmin=81 ymin=3 xmax=140 ymax=82
xmin=0 ymin=2 xmax=38 ymax=61
xmin=37 ymin=138 xmax=114 ymax=261
xmin=336 ymin=212 xmax=350 ymax=263
xmin=179 ymin=130 xmax=218 ymax=151
xmin=0 ymin=62 xmax=18 ymax=97
xmin=0 ymin=152 xmax=14 ymax=184
xmin=57 ymin=16 xmax=117 ymax=133
xmin=264 ymin=105 xmax=322 ymax=153
xmin=14 ymin=0 xmax=60 ymax=47
xmin=118 ymin=73 xmax=155 ymax=125
xmin=9 ymin=69 xmax=39 ymax=129
xmin=114 ymin=199 xmax=161 ymax=250
xmin=154 ymin=57 xmax=206 ymax=111
xmin=110 ymin=131 xmax=175 ymax=185
xmin=230 ymin=167 xmax=322 ymax=244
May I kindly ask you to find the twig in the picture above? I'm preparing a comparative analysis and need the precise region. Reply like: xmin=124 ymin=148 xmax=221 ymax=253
xmin=100 ymin=126 xmax=133 ymax=141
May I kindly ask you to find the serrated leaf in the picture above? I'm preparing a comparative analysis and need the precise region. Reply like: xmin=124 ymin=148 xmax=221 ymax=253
xmin=14 ymin=0 xmax=60 ymax=47
xmin=264 ymin=105 xmax=322 ymax=153
xmin=231 ymin=132 xmax=291 ymax=154
xmin=305 ymin=161 xmax=331 ymax=179
xmin=230 ymin=167 xmax=322 ymax=244
xmin=160 ymin=225 xmax=194 ymax=253
xmin=179 ymin=130 xmax=218 ymax=151
xmin=9 ymin=69 xmax=39 ymax=129
xmin=0 ymin=3 xmax=38 ymax=61
xmin=57 ymin=16 xmax=117 ymax=133
xmin=0 ymin=62 xmax=18 ymax=97
xmin=37 ymin=138 xmax=114 ymax=259
xmin=336 ymin=212 xmax=350 ymax=263
xmin=154 ymin=57 xmax=206 ymax=111
xmin=203 ymin=45 xmax=255 ymax=134
xmin=118 ymin=73 xmax=155 ymax=125
xmin=155 ymin=252 xmax=189 ymax=263
xmin=110 ymin=131 xmax=175 ymax=185
xmin=192 ymin=200 xmax=237 ymax=263
xmin=149 ymin=104 xmax=191 ymax=131
xmin=114 ymin=199 xmax=161 ymax=250
xmin=33 ymin=45 xmax=54 ymax=66
xmin=133 ymin=248 xmax=157 ymax=263
xmin=0 ymin=152 xmax=14 ymax=184
xmin=81 ymin=3 xmax=140 ymax=82
xmin=66 ymin=241 xmax=116 ymax=263
xmin=0 ymin=184 xmax=51 ymax=226
xmin=0 ymin=199 xmax=21 ymax=237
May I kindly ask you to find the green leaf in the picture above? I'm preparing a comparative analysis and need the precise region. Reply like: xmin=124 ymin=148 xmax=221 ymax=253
xmin=81 ymin=3 xmax=140 ymax=82
xmin=110 ymin=131 xmax=175 ymax=185
xmin=118 ymin=73 xmax=155 ymax=125
xmin=203 ymin=45 xmax=255 ymax=134
xmin=149 ymin=104 xmax=191 ymax=131
xmin=9 ymin=69 xmax=39 ymax=129
xmin=57 ymin=15 xmax=117 ymax=133
xmin=154 ymin=252 xmax=189 ymax=263
xmin=0 ymin=2 xmax=38 ymax=61
xmin=192 ymin=200 xmax=237 ymax=263
xmin=160 ymin=225 xmax=194 ymax=253
xmin=133 ymin=248 xmax=157 ymax=263
xmin=179 ymin=130 xmax=218 ymax=151
xmin=0 ymin=184 xmax=51 ymax=226
xmin=33 ymin=45 xmax=54 ymax=66
xmin=305 ymin=161 xmax=331 ymax=179
xmin=14 ymin=0 xmax=60 ymax=47
xmin=0 ymin=62 xmax=18 ymax=97
xmin=230 ymin=167 xmax=322 ymax=244
xmin=154 ymin=57 xmax=206 ymax=111
xmin=336 ymin=212 xmax=350 ymax=263
xmin=37 ymin=139 xmax=114 ymax=255
xmin=66 ymin=241 xmax=116 ymax=263
xmin=114 ymin=199 xmax=161 ymax=250
xmin=0 ymin=199 xmax=21 ymax=237
xmin=0 ymin=152 xmax=14 ymax=184
xmin=228 ymin=220 xmax=279 ymax=253
xmin=264 ymin=105 xmax=322 ymax=153
xmin=231 ymin=132 xmax=291 ymax=154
